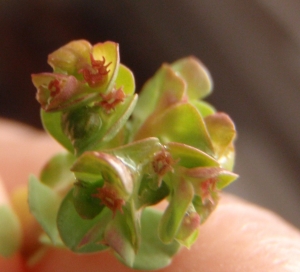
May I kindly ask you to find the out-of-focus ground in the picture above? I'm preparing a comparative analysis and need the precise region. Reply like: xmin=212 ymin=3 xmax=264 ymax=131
xmin=0 ymin=1 xmax=299 ymax=227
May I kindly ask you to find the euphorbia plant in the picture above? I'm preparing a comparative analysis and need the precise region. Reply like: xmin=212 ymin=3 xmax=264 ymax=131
xmin=27 ymin=40 xmax=237 ymax=270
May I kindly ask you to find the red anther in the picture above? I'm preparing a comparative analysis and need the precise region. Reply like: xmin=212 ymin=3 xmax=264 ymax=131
xmin=48 ymin=79 xmax=61 ymax=97
xmin=92 ymin=184 xmax=125 ymax=216
xmin=200 ymin=178 xmax=217 ymax=203
xmin=152 ymin=149 xmax=175 ymax=177
xmin=99 ymin=87 xmax=125 ymax=113
xmin=79 ymin=54 xmax=111 ymax=88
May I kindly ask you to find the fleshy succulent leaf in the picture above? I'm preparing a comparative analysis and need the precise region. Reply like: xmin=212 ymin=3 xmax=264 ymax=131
xmin=218 ymin=145 xmax=236 ymax=171
xmin=28 ymin=175 xmax=62 ymax=245
xmin=72 ymin=181 xmax=105 ymax=219
xmin=175 ymin=205 xmax=200 ymax=248
xmin=104 ymin=210 xmax=135 ymax=267
xmin=166 ymin=142 xmax=218 ymax=168
xmin=138 ymin=176 xmax=170 ymax=208
xmin=130 ymin=208 xmax=181 ymax=270
xmin=135 ymin=102 xmax=214 ymax=156
xmin=159 ymin=177 xmax=194 ymax=244
xmin=132 ymin=64 xmax=186 ymax=132
xmin=105 ymin=137 xmax=162 ymax=169
xmin=205 ymin=112 xmax=236 ymax=158
xmin=191 ymin=100 xmax=216 ymax=117
xmin=57 ymin=189 xmax=111 ymax=253
xmin=48 ymin=39 xmax=92 ymax=75
xmin=40 ymin=152 xmax=75 ymax=193
xmin=114 ymin=64 xmax=135 ymax=95
xmin=217 ymin=170 xmax=239 ymax=189
xmin=0 ymin=205 xmax=21 ymax=257
xmin=41 ymin=109 xmax=74 ymax=153
xmin=71 ymin=152 xmax=133 ymax=197
xmin=171 ymin=56 xmax=213 ymax=100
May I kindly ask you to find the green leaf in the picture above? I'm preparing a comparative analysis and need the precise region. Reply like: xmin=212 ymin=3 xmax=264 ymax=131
xmin=28 ymin=175 xmax=62 ymax=245
xmin=57 ymin=189 xmax=111 ymax=253
xmin=191 ymin=100 xmax=216 ymax=117
xmin=135 ymin=102 xmax=214 ymax=156
xmin=106 ymin=137 xmax=162 ymax=169
xmin=48 ymin=40 xmax=92 ymax=75
xmin=0 ymin=205 xmax=21 ymax=257
xmin=114 ymin=64 xmax=135 ymax=95
xmin=217 ymin=170 xmax=239 ymax=189
xmin=71 ymin=152 xmax=133 ymax=196
xmin=130 ymin=208 xmax=181 ymax=270
xmin=40 ymin=152 xmax=75 ymax=192
xmin=41 ymin=110 xmax=74 ymax=153
xmin=171 ymin=56 xmax=213 ymax=100
xmin=205 ymin=112 xmax=236 ymax=158
xmin=166 ymin=142 xmax=218 ymax=168
xmin=176 ymin=228 xmax=199 ymax=248
xmin=105 ymin=210 xmax=136 ymax=267
xmin=72 ymin=181 xmax=105 ymax=219
xmin=175 ymin=203 xmax=200 ymax=247
xmin=138 ymin=176 xmax=170 ymax=208
xmin=218 ymin=146 xmax=236 ymax=171
xmin=132 ymin=64 xmax=185 ymax=132
xmin=158 ymin=177 xmax=194 ymax=244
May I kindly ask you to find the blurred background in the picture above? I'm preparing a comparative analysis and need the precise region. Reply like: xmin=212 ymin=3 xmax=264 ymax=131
xmin=1 ymin=1 xmax=299 ymax=227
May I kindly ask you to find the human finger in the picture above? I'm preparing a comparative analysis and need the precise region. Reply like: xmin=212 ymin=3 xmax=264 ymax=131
xmin=29 ymin=194 xmax=300 ymax=272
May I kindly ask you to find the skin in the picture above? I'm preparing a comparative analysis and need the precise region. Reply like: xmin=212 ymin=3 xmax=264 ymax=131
xmin=0 ymin=118 xmax=300 ymax=272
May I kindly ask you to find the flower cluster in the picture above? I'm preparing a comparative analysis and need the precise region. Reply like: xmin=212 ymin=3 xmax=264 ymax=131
xmin=29 ymin=40 xmax=238 ymax=270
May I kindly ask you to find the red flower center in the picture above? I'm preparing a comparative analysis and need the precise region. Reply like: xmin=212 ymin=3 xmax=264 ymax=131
xmin=152 ymin=149 xmax=175 ymax=177
xmin=93 ymin=184 xmax=125 ymax=216
xmin=200 ymin=178 xmax=217 ymax=203
xmin=98 ymin=87 xmax=125 ymax=113
xmin=48 ymin=79 xmax=61 ymax=97
xmin=79 ymin=54 xmax=111 ymax=88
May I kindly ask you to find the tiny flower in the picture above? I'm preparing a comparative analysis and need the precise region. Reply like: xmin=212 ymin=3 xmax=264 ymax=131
xmin=48 ymin=78 xmax=61 ymax=97
xmin=152 ymin=148 xmax=176 ymax=186
xmin=32 ymin=73 xmax=80 ymax=111
xmin=79 ymin=54 xmax=111 ymax=88
xmin=98 ymin=87 xmax=125 ymax=113
xmin=199 ymin=177 xmax=217 ymax=204
xmin=93 ymin=183 xmax=125 ymax=216
xmin=33 ymin=40 xmax=121 ymax=112
xmin=152 ymin=149 xmax=175 ymax=176
xmin=47 ymin=40 xmax=119 ymax=86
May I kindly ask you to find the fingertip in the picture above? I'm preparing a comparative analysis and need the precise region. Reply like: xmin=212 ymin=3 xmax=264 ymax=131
xmin=28 ymin=248 xmax=138 ymax=272
xmin=24 ymin=194 xmax=300 ymax=272
xmin=161 ymin=194 xmax=300 ymax=271
xmin=0 ymin=118 xmax=63 ymax=193
xmin=0 ymin=254 xmax=26 ymax=272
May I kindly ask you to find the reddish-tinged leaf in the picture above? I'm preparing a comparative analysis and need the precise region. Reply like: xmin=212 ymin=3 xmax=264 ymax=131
xmin=171 ymin=56 xmax=213 ymax=100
